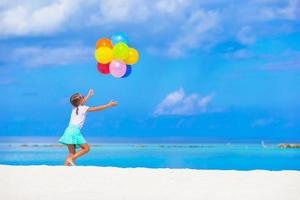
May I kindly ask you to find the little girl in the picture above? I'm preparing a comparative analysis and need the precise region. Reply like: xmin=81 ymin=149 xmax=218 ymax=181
xmin=59 ymin=89 xmax=117 ymax=166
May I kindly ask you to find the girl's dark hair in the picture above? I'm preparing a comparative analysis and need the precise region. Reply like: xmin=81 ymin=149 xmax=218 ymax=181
xmin=70 ymin=93 xmax=82 ymax=115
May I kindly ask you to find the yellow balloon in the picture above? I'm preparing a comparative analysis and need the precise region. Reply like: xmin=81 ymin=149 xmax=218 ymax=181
xmin=125 ymin=48 xmax=139 ymax=65
xmin=95 ymin=47 xmax=113 ymax=64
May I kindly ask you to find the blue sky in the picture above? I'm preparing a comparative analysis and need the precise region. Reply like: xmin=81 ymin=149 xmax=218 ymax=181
xmin=0 ymin=0 xmax=300 ymax=143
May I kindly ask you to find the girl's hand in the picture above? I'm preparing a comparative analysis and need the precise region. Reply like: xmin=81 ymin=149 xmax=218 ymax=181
xmin=88 ymin=89 xmax=94 ymax=97
xmin=108 ymin=100 xmax=118 ymax=107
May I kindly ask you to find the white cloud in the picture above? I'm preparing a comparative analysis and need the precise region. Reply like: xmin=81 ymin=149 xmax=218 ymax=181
xmin=89 ymin=0 xmax=150 ymax=25
xmin=198 ymin=94 xmax=214 ymax=112
xmin=262 ymin=60 xmax=300 ymax=71
xmin=236 ymin=26 xmax=256 ymax=45
xmin=155 ymin=0 xmax=191 ymax=14
xmin=0 ymin=77 xmax=15 ymax=85
xmin=252 ymin=118 xmax=274 ymax=127
xmin=12 ymin=45 xmax=92 ymax=67
xmin=257 ymin=0 xmax=300 ymax=21
xmin=259 ymin=51 xmax=300 ymax=71
xmin=277 ymin=0 xmax=299 ymax=20
xmin=0 ymin=0 xmax=299 ymax=60
xmin=0 ymin=0 xmax=80 ymax=36
xmin=154 ymin=88 xmax=216 ymax=116
xmin=223 ymin=49 xmax=254 ymax=60
xmin=167 ymin=10 xmax=220 ymax=57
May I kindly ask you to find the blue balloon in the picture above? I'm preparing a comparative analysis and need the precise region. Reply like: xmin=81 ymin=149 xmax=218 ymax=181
xmin=111 ymin=32 xmax=128 ymax=45
xmin=122 ymin=65 xmax=132 ymax=78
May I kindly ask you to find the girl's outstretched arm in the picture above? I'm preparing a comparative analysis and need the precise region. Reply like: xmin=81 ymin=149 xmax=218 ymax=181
xmin=82 ymin=89 xmax=94 ymax=104
xmin=87 ymin=100 xmax=118 ymax=112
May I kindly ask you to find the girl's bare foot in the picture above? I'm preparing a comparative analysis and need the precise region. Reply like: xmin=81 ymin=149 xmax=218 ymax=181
xmin=66 ymin=157 xmax=75 ymax=166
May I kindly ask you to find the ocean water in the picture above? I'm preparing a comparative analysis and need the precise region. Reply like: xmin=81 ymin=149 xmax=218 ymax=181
xmin=0 ymin=143 xmax=300 ymax=170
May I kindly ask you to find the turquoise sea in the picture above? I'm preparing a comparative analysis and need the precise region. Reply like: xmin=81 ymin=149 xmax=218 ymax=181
xmin=0 ymin=143 xmax=300 ymax=170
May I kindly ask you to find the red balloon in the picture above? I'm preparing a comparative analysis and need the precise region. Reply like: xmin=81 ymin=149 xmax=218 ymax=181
xmin=97 ymin=63 xmax=110 ymax=74
xmin=96 ymin=38 xmax=113 ymax=49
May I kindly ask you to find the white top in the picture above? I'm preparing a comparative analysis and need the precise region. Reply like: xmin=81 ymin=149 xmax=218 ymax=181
xmin=69 ymin=105 xmax=90 ymax=128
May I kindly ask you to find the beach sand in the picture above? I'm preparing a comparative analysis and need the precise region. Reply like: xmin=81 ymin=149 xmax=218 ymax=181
xmin=0 ymin=165 xmax=299 ymax=200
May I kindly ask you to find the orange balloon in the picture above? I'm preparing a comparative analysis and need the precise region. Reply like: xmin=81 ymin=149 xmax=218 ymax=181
xmin=96 ymin=38 xmax=113 ymax=49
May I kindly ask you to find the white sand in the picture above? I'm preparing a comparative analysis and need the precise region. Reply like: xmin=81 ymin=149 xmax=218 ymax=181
xmin=0 ymin=165 xmax=299 ymax=200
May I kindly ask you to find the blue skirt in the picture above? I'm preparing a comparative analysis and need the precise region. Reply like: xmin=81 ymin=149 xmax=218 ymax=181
xmin=59 ymin=124 xmax=87 ymax=149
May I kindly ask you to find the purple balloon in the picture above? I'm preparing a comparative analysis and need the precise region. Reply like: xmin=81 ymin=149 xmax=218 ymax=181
xmin=109 ymin=60 xmax=126 ymax=78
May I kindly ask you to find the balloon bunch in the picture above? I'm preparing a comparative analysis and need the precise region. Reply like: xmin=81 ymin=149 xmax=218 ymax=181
xmin=94 ymin=32 xmax=139 ymax=78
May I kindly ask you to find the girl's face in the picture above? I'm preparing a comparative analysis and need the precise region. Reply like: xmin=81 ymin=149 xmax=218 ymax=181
xmin=79 ymin=94 xmax=84 ymax=105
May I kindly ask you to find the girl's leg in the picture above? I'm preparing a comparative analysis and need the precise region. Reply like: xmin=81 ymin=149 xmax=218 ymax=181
xmin=64 ymin=144 xmax=76 ymax=166
xmin=71 ymin=143 xmax=90 ymax=161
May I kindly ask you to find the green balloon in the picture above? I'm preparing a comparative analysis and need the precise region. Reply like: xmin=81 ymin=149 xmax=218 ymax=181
xmin=113 ymin=42 xmax=129 ymax=60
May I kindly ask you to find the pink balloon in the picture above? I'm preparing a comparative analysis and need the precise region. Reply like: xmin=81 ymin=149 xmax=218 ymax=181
xmin=109 ymin=60 xmax=126 ymax=78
